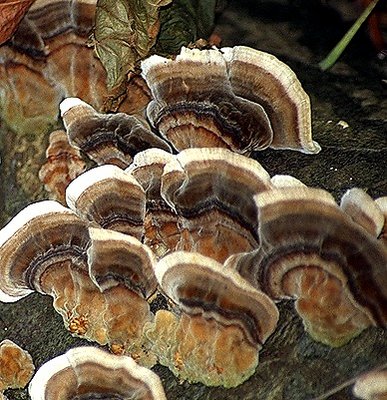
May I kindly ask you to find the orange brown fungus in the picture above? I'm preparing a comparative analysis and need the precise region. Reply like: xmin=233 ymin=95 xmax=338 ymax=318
xmin=222 ymin=46 xmax=320 ymax=154
xmin=230 ymin=187 xmax=387 ymax=347
xmin=0 ymin=201 xmax=120 ymax=345
xmin=159 ymin=148 xmax=273 ymax=263
xmin=126 ymin=149 xmax=179 ymax=258
xmin=141 ymin=46 xmax=320 ymax=155
xmin=0 ymin=0 xmax=108 ymax=133
xmin=38 ymin=130 xmax=86 ymax=203
xmin=60 ymin=97 xmax=171 ymax=168
xmin=144 ymin=251 xmax=279 ymax=387
xmin=66 ymin=164 xmax=146 ymax=239
xmin=141 ymin=47 xmax=273 ymax=153
xmin=28 ymin=346 xmax=167 ymax=399
xmin=0 ymin=340 xmax=34 ymax=393
xmin=87 ymin=227 xmax=156 ymax=356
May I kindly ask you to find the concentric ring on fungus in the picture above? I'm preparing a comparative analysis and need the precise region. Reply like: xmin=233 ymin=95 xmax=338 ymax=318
xmin=228 ymin=186 xmax=387 ymax=347
xmin=144 ymin=251 xmax=279 ymax=387
xmin=28 ymin=346 xmax=167 ymax=400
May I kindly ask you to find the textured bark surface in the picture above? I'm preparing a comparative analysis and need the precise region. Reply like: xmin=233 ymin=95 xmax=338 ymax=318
xmin=1 ymin=1 xmax=386 ymax=399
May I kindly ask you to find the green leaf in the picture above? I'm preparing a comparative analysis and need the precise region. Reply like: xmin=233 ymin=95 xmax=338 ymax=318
xmin=93 ymin=0 xmax=172 ymax=90
xmin=155 ymin=0 xmax=218 ymax=55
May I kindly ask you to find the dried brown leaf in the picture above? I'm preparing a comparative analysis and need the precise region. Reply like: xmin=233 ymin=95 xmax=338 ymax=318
xmin=0 ymin=0 xmax=35 ymax=45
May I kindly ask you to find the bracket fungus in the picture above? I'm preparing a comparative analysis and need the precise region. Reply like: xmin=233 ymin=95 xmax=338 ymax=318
xmin=0 ymin=201 xmax=154 ymax=348
xmin=144 ymin=251 xmax=279 ymax=387
xmin=0 ymin=340 xmax=34 ymax=395
xmin=229 ymin=187 xmax=387 ymax=347
xmin=60 ymin=97 xmax=171 ymax=168
xmin=0 ymin=200 xmax=109 ymax=343
xmin=28 ymin=346 xmax=167 ymax=400
xmin=66 ymin=164 xmax=146 ymax=239
xmin=141 ymin=46 xmax=320 ymax=154
xmin=141 ymin=46 xmax=273 ymax=153
xmin=340 ymin=188 xmax=385 ymax=238
xmin=221 ymin=46 xmax=320 ymax=154
xmin=159 ymin=147 xmax=273 ymax=262
xmin=38 ymin=130 xmax=86 ymax=203
xmin=87 ymin=227 xmax=156 ymax=355
xmin=126 ymin=148 xmax=180 ymax=258
xmin=353 ymin=368 xmax=387 ymax=400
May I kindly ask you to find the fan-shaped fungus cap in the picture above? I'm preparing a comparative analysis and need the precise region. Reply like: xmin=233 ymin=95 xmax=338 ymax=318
xmin=0 ymin=200 xmax=89 ymax=302
xmin=60 ymin=97 xmax=171 ymax=168
xmin=160 ymin=147 xmax=272 ymax=262
xmin=232 ymin=187 xmax=387 ymax=346
xmin=156 ymin=251 xmax=278 ymax=346
xmin=221 ymin=45 xmax=320 ymax=154
xmin=141 ymin=47 xmax=273 ymax=153
xmin=125 ymin=149 xmax=179 ymax=258
xmin=353 ymin=369 xmax=387 ymax=400
xmin=0 ymin=340 xmax=34 ymax=392
xmin=340 ymin=188 xmax=384 ymax=237
xmin=66 ymin=164 xmax=146 ymax=239
xmin=87 ymin=227 xmax=157 ymax=299
xmin=28 ymin=346 xmax=167 ymax=400
xmin=146 ymin=251 xmax=278 ymax=387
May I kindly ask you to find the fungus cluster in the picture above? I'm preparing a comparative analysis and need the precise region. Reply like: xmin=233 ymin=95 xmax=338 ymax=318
xmin=0 ymin=22 xmax=386 ymax=397
xmin=228 ymin=186 xmax=387 ymax=347
xmin=0 ymin=147 xmax=282 ymax=387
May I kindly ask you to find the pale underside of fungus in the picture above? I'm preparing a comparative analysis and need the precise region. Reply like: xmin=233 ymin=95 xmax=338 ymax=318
xmin=28 ymin=346 xmax=167 ymax=400
xmin=228 ymin=186 xmax=387 ymax=347
xmin=0 ymin=340 xmax=34 ymax=396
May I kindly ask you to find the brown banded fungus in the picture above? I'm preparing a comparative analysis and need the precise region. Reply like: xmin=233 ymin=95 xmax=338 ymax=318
xmin=375 ymin=196 xmax=387 ymax=246
xmin=0 ymin=201 xmax=120 ymax=345
xmin=141 ymin=47 xmax=273 ymax=153
xmin=126 ymin=149 xmax=180 ymax=258
xmin=28 ymin=346 xmax=167 ymax=400
xmin=0 ymin=0 xmax=109 ymax=133
xmin=66 ymin=164 xmax=146 ymax=239
xmin=0 ymin=340 xmax=34 ymax=394
xmin=60 ymin=97 xmax=171 ymax=168
xmin=340 ymin=188 xmax=385 ymax=238
xmin=353 ymin=368 xmax=387 ymax=400
xmin=141 ymin=45 xmax=320 ymax=155
xmin=159 ymin=147 xmax=273 ymax=262
xmin=221 ymin=46 xmax=321 ymax=154
xmin=87 ymin=227 xmax=156 ymax=355
xmin=229 ymin=187 xmax=387 ymax=347
xmin=38 ymin=130 xmax=86 ymax=203
xmin=144 ymin=251 xmax=279 ymax=387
